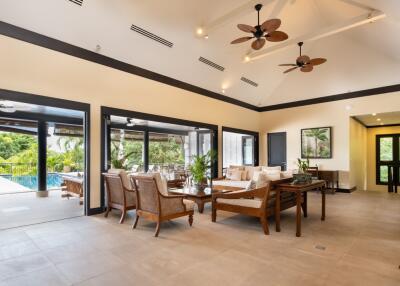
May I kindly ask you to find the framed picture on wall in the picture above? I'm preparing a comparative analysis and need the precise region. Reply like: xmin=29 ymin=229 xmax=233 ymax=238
xmin=301 ymin=127 xmax=332 ymax=159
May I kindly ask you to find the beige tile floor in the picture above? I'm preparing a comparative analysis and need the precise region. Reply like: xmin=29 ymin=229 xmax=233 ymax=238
xmin=0 ymin=190 xmax=83 ymax=230
xmin=0 ymin=190 xmax=399 ymax=286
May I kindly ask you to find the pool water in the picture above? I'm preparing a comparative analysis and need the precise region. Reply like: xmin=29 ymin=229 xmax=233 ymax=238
xmin=1 ymin=173 xmax=63 ymax=190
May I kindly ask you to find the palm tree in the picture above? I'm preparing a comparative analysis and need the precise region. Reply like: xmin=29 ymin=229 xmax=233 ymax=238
xmin=304 ymin=129 xmax=328 ymax=157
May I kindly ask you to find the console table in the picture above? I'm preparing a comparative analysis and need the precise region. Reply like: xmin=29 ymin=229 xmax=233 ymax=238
xmin=275 ymin=180 xmax=326 ymax=237
xmin=308 ymin=170 xmax=339 ymax=193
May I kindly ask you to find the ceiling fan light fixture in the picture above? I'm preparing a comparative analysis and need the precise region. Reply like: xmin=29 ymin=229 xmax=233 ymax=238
xmin=230 ymin=3 xmax=288 ymax=50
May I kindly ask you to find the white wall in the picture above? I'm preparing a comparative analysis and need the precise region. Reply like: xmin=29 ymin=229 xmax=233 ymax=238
xmin=260 ymin=92 xmax=400 ymax=189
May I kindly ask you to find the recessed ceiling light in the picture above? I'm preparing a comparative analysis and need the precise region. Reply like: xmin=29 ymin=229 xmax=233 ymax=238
xmin=222 ymin=89 xmax=226 ymax=94
xmin=345 ymin=105 xmax=352 ymax=110
xmin=377 ymin=118 xmax=381 ymax=121
xmin=372 ymin=113 xmax=377 ymax=116
xmin=204 ymin=35 xmax=209 ymax=39
xmin=244 ymin=55 xmax=251 ymax=62
xmin=380 ymin=123 xmax=384 ymax=125
xmin=196 ymin=28 xmax=203 ymax=35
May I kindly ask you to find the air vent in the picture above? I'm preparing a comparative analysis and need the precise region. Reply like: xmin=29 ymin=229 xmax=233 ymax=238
xmin=241 ymin=77 xmax=258 ymax=87
xmin=198 ymin=57 xmax=225 ymax=72
xmin=130 ymin=24 xmax=173 ymax=48
xmin=68 ymin=0 xmax=83 ymax=6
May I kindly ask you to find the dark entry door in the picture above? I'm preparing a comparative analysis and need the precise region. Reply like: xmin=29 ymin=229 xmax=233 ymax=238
xmin=376 ymin=134 xmax=400 ymax=193
xmin=268 ymin=132 xmax=287 ymax=171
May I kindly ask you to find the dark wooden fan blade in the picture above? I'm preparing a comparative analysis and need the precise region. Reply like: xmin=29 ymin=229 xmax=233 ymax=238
xmin=301 ymin=65 xmax=313 ymax=72
xmin=261 ymin=19 xmax=281 ymax=32
xmin=284 ymin=67 xmax=298 ymax=74
xmin=237 ymin=24 xmax=256 ymax=33
xmin=297 ymin=55 xmax=310 ymax=64
xmin=251 ymin=38 xmax=266 ymax=50
xmin=309 ymin=58 xmax=327 ymax=66
xmin=279 ymin=64 xmax=297 ymax=66
xmin=266 ymin=31 xmax=288 ymax=42
xmin=231 ymin=37 xmax=253 ymax=44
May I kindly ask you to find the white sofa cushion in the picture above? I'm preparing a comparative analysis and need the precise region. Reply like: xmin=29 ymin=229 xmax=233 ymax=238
xmin=108 ymin=169 xmax=132 ymax=190
xmin=216 ymin=198 xmax=262 ymax=208
xmin=213 ymin=180 xmax=251 ymax=189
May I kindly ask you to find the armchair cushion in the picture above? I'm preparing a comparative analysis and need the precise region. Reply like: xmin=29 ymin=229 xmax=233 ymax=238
xmin=216 ymin=198 xmax=262 ymax=208
xmin=183 ymin=199 xmax=195 ymax=211
xmin=108 ymin=169 xmax=132 ymax=190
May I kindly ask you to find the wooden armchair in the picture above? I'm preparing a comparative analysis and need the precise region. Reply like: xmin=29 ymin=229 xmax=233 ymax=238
xmin=212 ymin=184 xmax=272 ymax=235
xmin=131 ymin=174 xmax=194 ymax=237
xmin=103 ymin=171 xmax=136 ymax=224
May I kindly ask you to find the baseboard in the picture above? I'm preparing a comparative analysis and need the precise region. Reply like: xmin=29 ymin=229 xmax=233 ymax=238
xmin=87 ymin=207 xmax=104 ymax=216
xmin=336 ymin=187 xmax=357 ymax=193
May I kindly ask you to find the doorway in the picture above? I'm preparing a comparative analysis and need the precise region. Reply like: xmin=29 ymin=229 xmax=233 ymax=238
xmin=376 ymin=134 xmax=400 ymax=192
xmin=267 ymin=132 xmax=287 ymax=170
xmin=0 ymin=90 xmax=90 ymax=229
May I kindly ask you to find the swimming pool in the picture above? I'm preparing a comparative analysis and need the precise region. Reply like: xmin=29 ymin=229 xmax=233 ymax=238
xmin=0 ymin=173 xmax=63 ymax=190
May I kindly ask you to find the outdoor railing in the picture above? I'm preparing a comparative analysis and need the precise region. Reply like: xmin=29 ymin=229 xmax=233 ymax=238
xmin=0 ymin=163 xmax=37 ymax=176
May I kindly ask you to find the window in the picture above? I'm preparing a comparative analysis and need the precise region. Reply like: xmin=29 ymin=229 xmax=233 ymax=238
xmin=222 ymin=128 xmax=258 ymax=168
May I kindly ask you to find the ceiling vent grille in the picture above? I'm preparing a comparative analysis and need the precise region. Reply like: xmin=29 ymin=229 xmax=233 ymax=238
xmin=130 ymin=24 xmax=173 ymax=48
xmin=68 ymin=0 xmax=83 ymax=6
xmin=241 ymin=77 xmax=258 ymax=87
xmin=198 ymin=57 xmax=225 ymax=72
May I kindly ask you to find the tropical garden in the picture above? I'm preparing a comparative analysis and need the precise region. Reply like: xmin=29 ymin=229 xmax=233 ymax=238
xmin=0 ymin=132 xmax=84 ymax=176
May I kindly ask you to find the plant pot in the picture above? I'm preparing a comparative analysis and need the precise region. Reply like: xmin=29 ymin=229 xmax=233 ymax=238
xmin=194 ymin=179 xmax=208 ymax=190
xmin=293 ymin=173 xmax=312 ymax=184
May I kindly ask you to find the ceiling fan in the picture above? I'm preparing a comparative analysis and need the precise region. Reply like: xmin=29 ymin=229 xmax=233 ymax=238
xmin=230 ymin=3 xmax=288 ymax=50
xmin=279 ymin=42 xmax=327 ymax=73
xmin=0 ymin=101 xmax=17 ymax=113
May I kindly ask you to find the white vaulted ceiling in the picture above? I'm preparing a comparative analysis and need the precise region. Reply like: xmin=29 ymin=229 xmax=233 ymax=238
xmin=0 ymin=0 xmax=399 ymax=108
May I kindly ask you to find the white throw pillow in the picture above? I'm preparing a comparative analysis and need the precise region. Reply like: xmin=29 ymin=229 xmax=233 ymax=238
xmin=241 ymin=170 xmax=248 ymax=181
xmin=262 ymin=166 xmax=281 ymax=172
xmin=255 ymin=172 xmax=269 ymax=188
xmin=281 ymin=170 xmax=293 ymax=178
xmin=229 ymin=169 xmax=243 ymax=181
xmin=244 ymin=166 xmax=261 ymax=181
xmin=264 ymin=173 xmax=281 ymax=181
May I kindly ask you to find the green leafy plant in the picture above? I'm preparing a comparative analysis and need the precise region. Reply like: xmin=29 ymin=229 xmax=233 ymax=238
xmin=297 ymin=158 xmax=310 ymax=174
xmin=189 ymin=150 xmax=216 ymax=185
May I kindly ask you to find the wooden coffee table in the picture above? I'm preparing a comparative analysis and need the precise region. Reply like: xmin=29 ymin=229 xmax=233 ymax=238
xmin=169 ymin=186 xmax=234 ymax=213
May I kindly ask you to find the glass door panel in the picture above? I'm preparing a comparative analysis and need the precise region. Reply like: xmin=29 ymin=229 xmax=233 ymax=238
xmin=242 ymin=136 xmax=254 ymax=166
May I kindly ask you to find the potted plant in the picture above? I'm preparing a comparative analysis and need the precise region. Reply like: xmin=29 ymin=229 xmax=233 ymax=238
xmin=189 ymin=150 xmax=216 ymax=189
xmin=293 ymin=158 xmax=312 ymax=184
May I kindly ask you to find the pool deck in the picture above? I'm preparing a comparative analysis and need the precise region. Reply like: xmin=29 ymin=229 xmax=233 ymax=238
xmin=0 ymin=176 xmax=31 ymax=194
